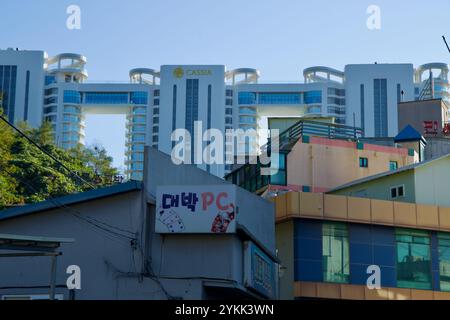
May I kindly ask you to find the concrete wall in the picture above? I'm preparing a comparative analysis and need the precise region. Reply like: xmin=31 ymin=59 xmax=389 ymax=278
xmin=398 ymin=99 xmax=447 ymax=136
xmin=286 ymin=136 xmax=415 ymax=191
xmin=415 ymin=156 xmax=450 ymax=207
xmin=424 ymin=137 xmax=450 ymax=160
xmin=0 ymin=191 xmax=163 ymax=300
xmin=144 ymin=147 xmax=277 ymax=298
xmin=276 ymin=221 xmax=294 ymax=300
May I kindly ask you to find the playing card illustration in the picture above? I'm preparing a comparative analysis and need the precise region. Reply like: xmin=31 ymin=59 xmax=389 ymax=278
xmin=158 ymin=208 xmax=185 ymax=233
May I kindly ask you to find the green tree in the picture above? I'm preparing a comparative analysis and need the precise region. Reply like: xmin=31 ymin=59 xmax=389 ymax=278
xmin=0 ymin=119 xmax=120 ymax=210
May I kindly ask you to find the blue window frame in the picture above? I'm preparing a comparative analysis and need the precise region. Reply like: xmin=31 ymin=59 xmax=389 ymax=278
xmin=258 ymin=93 xmax=301 ymax=104
xmin=304 ymin=90 xmax=322 ymax=104
xmin=238 ymin=92 xmax=256 ymax=104
xmin=130 ymin=91 xmax=148 ymax=104
xmin=63 ymin=90 xmax=81 ymax=104
xmin=84 ymin=92 xmax=128 ymax=104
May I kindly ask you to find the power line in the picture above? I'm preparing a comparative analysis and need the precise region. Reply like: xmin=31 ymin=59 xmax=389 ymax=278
xmin=0 ymin=146 xmax=135 ymax=242
xmin=0 ymin=114 xmax=95 ymax=189
xmin=443 ymin=35 xmax=450 ymax=53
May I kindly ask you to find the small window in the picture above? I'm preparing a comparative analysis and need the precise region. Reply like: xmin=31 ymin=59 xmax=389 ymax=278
xmin=398 ymin=185 xmax=404 ymax=197
xmin=359 ymin=157 xmax=368 ymax=168
xmin=390 ymin=161 xmax=398 ymax=171
xmin=391 ymin=185 xmax=405 ymax=199
xmin=391 ymin=188 xmax=397 ymax=199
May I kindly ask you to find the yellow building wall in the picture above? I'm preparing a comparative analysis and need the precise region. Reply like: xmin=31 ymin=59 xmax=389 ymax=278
xmin=286 ymin=138 xmax=416 ymax=191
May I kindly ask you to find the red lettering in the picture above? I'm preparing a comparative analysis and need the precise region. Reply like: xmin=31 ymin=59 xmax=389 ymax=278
xmin=216 ymin=192 xmax=229 ymax=210
xmin=202 ymin=192 xmax=214 ymax=210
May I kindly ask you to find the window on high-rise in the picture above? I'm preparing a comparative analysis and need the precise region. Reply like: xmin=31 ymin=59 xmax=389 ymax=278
xmin=63 ymin=90 xmax=81 ymax=104
xmin=130 ymin=91 xmax=148 ymax=105
xmin=238 ymin=92 xmax=256 ymax=105
xmin=0 ymin=65 xmax=18 ymax=122
xmin=322 ymin=222 xmax=349 ymax=283
xmin=396 ymin=228 xmax=432 ymax=290
xmin=374 ymin=79 xmax=388 ymax=136
xmin=304 ymin=90 xmax=322 ymax=104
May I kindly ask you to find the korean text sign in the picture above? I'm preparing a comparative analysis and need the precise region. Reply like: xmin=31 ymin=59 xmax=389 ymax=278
xmin=155 ymin=185 xmax=237 ymax=233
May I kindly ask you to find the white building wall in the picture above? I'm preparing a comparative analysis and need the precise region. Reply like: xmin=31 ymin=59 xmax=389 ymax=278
xmin=158 ymin=65 xmax=225 ymax=178
xmin=414 ymin=156 xmax=450 ymax=207
xmin=0 ymin=49 xmax=45 ymax=127
xmin=344 ymin=64 xmax=415 ymax=137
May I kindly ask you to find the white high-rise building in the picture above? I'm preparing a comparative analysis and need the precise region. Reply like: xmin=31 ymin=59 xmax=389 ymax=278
xmin=344 ymin=64 xmax=415 ymax=137
xmin=0 ymin=48 xmax=45 ymax=127
xmin=2 ymin=48 xmax=449 ymax=179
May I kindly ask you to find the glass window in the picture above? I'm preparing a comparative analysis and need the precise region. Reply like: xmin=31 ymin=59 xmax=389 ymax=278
xmin=269 ymin=153 xmax=287 ymax=186
xmin=44 ymin=88 xmax=58 ymax=96
xmin=239 ymin=116 xmax=256 ymax=124
xmin=238 ymin=92 xmax=256 ymax=105
xmin=84 ymin=92 xmax=128 ymax=104
xmin=304 ymin=90 xmax=322 ymax=104
xmin=132 ymin=107 xmax=146 ymax=115
xmin=64 ymin=106 xmax=80 ymax=114
xmin=130 ymin=91 xmax=148 ymax=104
xmin=45 ymin=75 xmax=56 ymax=85
xmin=132 ymin=144 xmax=145 ymax=152
xmin=44 ymin=106 xmax=57 ymax=114
xmin=63 ymin=90 xmax=81 ymax=104
xmin=396 ymin=228 xmax=432 ymax=290
xmin=359 ymin=157 xmax=368 ymax=168
xmin=390 ymin=161 xmax=398 ymax=171
xmin=391 ymin=185 xmax=405 ymax=199
xmin=132 ymin=116 xmax=146 ymax=123
xmin=322 ymin=222 xmax=349 ymax=283
xmin=258 ymin=93 xmax=301 ymax=105
xmin=131 ymin=134 xmax=145 ymax=142
xmin=44 ymin=96 xmax=58 ymax=105
xmin=153 ymin=98 xmax=160 ymax=106
xmin=153 ymin=89 xmax=160 ymax=97
xmin=439 ymin=232 xmax=450 ymax=291
xmin=327 ymin=87 xmax=345 ymax=96
xmin=239 ymin=107 xmax=256 ymax=114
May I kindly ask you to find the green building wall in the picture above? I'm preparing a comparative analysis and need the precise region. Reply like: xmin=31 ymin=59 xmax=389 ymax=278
xmin=329 ymin=170 xmax=416 ymax=203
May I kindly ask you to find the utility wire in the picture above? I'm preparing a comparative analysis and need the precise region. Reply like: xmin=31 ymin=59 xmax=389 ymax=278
xmin=0 ymin=146 xmax=135 ymax=242
xmin=443 ymin=35 xmax=450 ymax=53
xmin=0 ymin=114 xmax=95 ymax=189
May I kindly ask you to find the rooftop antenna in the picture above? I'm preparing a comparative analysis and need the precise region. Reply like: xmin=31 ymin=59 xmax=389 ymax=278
xmin=442 ymin=35 xmax=450 ymax=53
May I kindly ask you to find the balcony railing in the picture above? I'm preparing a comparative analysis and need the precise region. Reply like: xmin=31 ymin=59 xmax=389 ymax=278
xmin=263 ymin=119 xmax=364 ymax=153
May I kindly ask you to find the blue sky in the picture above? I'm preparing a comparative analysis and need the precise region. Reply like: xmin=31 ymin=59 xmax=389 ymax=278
xmin=2 ymin=0 xmax=450 ymax=170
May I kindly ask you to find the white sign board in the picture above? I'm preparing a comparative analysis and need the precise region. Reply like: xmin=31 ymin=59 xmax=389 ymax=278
xmin=155 ymin=185 xmax=237 ymax=234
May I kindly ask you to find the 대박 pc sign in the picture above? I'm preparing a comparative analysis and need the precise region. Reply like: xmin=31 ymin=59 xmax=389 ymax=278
xmin=156 ymin=185 xmax=237 ymax=233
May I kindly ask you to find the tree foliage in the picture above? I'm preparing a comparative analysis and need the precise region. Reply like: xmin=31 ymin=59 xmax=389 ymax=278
xmin=0 ymin=117 xmax=119 ymax=210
